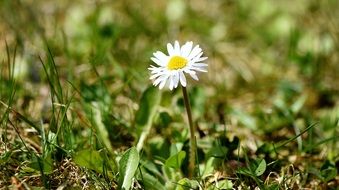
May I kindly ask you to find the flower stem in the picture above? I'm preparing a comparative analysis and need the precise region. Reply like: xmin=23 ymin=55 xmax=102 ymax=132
xmin=181 ymin=86 xmax=196 ymax=178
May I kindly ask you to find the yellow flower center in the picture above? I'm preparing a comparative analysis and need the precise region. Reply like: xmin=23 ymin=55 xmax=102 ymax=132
xmin=167 ymin=56 xmax=188 ymax=70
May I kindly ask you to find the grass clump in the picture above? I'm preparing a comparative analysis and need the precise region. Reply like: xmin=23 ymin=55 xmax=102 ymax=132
xmin=0 ymin=0 xmax=338 ymax=189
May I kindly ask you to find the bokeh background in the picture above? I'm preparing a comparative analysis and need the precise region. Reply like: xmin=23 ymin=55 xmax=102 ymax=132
xmin=0 ymin=0 xmax=338 ymax=189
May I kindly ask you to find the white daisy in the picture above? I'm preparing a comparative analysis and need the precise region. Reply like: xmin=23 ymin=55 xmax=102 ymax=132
xmin=148 ymin=41 xmax=208 ymax=90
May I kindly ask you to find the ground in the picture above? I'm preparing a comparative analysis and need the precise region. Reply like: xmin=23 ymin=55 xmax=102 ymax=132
xmin=0 ymin=0 xmax=338 ymax=189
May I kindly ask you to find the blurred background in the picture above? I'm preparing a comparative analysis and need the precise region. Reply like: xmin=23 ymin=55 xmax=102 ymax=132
xmin=0 ymin=0 xmax=338 ymax=189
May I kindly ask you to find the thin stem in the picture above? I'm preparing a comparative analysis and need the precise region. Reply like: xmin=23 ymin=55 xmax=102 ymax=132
xmin=181 ymin=86 xmax=196 ymax=178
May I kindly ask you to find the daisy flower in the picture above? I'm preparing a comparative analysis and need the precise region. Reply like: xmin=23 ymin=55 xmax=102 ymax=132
xmin=149 ymin=41 xmax=208 ymax=90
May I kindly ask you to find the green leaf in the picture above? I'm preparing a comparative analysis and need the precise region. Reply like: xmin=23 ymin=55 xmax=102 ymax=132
xmin=28 ymin=157 xmax=53 ymax=175
xmin=218 ymin=179 xmax=233 ymax=189
xmin=267 ymin=184 xmax=280 ymax=190
xmin=140 ymin=160 xmax=164 ymax=181
xmin=88 ymin=102 xmax=113 ymax=153
xmin=136 ymin=86 xmax=161 ymax=151
xmin=237 ymin=168 xmax=252 ymax=176
xmin=202 ymin=157 xmax=216 ymax=179
xmin=140 ymin=172 xmax=166 ymax=190
xmin=207 ymin=146 xmax=228 ymax=158
xmin=73 ymin=150 xmax=104 ymax=173
xmin=255 ymin=159 xmax=266 ymax=176
xmin=0 ymin=151 xmax=12 ymax=164
xmin=165 ymin=151 xmax=186 ymax=169
xmin=119 ymin=147 xmax=140 ymax=190
xmin=321 ymin=168 xmax=337 ymax=182
xmin=175 ymin=178 xmax=199 ymax=190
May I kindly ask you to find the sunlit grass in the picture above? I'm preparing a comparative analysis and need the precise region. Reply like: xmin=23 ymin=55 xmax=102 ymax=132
xmin=0 ymin=0 xmax=338 ymax=189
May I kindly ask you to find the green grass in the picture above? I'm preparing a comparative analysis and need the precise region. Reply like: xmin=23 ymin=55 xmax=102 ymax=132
xmin=0 ymin=0 xmax=338 ymax=189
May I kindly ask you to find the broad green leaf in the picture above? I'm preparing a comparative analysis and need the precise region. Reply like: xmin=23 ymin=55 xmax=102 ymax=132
xmin=169 ymin=143 xmax=179 ymax=156
xmin=237 ymin=168 xmax=252 ymax=176
xmin=175 ymin=178 xmax=199 ymax=190
xmin=119 ymin=147 xmax=140 ymax=190
xmin=73 ymin=150 xmax=104 ymax=173
xmin=162 ymin=164 xmax=177 ymax=181
xmin=165 ymin=151 xmax=186 ymax=169
xmin=169 ymin=143 xmax=183 ymax=156
xmin=136 ymin=86 xmax=161 ymax=151
xmin=217 ymin=179 xmax=233 ymax=189
xmin=255 ymin=159 xmax=266 ymax=176
xmin=140 ymin=172 xmax=166 ymax=190
xmin=207 ymin=146 xmax=228 ymax=158
xmin=148 ymin=136 xmax=170 ymax=160
xmin=140 ymin=160 xmax=164 ymax=181
xmin=202 ymin=157 xmax=215 ymax=179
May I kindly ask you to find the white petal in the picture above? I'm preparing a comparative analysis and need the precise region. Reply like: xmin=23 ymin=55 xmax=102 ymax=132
xmin=179 ymin=72 xmax=186 ymax=87
xmin=196 ymin=56 xmax=208 ymax=62
xmin=169 ymin=75 xmax=174 ymax=90
xmin=173 ymin=72 xmax=179 ymax=88
xmin=159 ymin=76 xmax=168 ymax=89
xmin=153 ymin=74 xmax=168 ymax=86
xmin=193 ymin=63 xmax=208 ymax=67
xmin=150 ymin=71 xmax=165 ymax=80
xmin=174 ymin=41 xmax=180 ymax=55
xmin=150 ymin=69 xmax=162 ymax=74
xmin=189 ymin=72 xmax=199 ymax=80
xmin=153 ymin=78 xmax=163 ymax=86
xmin=184 ymin=69 xmax=196 ymax=75
xmin=148 ymin=65 xmax=156 ymax=70
xmin=190 ymin=52 xmax=203 ymax=63
xmin=181 ymin=41 xmax=193 ymax=57
xmin=191 ymin=67 xmax=207 ymax=72
xmin=188 ymin=45 xmax=202 ymax=60
xmin=148 ymin=66 xmax=159 ymax=73
xmin=149 ymin=67 xmax=165 ymax=74
xmin=167 ymin=43 xmax=174 ymax=56
xmin=154 ymin=51 xmax=169 ymax=63
xmin=151 ymin=57 xmax=165 ymax=66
